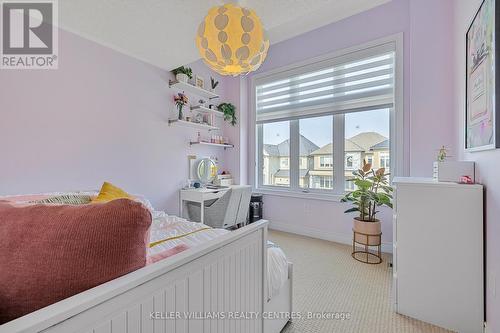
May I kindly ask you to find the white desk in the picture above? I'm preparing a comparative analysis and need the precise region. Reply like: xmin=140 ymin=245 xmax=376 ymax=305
xmin=179 ymin=187 xmax=230 ymax=224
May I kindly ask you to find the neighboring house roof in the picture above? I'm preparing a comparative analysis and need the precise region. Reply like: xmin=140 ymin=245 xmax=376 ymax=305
xmin=274 ymin=169 xmax=309 ymax=178
xmin=263 ymin=144 xmax=280 ymax=156
xmin=349 ymin=132 xmax=387 ymax=151
xmin=266 ymin=132 xmax=388 ymax=157
xmin=345 ymin=139 xmax=365 ymax=152
xmin=310 ymin=139 xmax=364 ymax=155
xmin=263 ymin=135 xmax=319 ymax=157
xmin=310 ymin=143 xmax=332 ymax=155
xmin=370 ymin=139 xmax=389 ymax=150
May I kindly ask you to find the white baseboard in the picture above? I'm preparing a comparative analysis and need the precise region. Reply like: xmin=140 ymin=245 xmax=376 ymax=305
xmin=269 ymin=220 xmax=393 ymax=254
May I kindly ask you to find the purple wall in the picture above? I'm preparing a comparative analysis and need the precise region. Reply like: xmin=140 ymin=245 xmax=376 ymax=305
xmin=246 ymin=0 xmax=455 ymax=247
xmin=454 ymin=1 xmax=500 ymax=331
xmin=0 ymin=29 xmax=241 ymax=213
xmin=1 ymin=1 xmax=495 ymax=329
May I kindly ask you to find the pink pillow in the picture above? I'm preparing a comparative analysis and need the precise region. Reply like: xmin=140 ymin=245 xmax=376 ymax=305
xmin=0 ymin=199 xmax=152 ymax=324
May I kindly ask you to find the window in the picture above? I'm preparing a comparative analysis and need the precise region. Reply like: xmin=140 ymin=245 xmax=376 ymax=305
xmin=380 ymin=152 xmax=390 ymax=169
xmin=345 ymin=179 xmax=356 ymax=191
xmin=320 ymin=157 xmax=333 ymax=168
xmin=300 ymin=115 xmax=333 ymax=189
xmin=319 ymin=176 xmax=333 ymax=189
xmin=262 ymin=121 xmax=290 ymax=187
xmin=345 ymin=155 xmax=353 ymax=168
xmin=299 ymin=157 xmax=308 ymax=169
xmin=345 ymin=109 xmax=390 ymax=191
xmin=255 ymin=41 xmax=397 ymax=196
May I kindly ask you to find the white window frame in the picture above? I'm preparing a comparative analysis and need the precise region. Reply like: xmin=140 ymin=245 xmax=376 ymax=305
xmin=345 ymin=155 xmax=354 ymax=169
xmin=251 ymin=34 xmax=406 ymax=201
xmin=379 ymin=152 xmax=390 ymax=169
xmin=319 ymin=176 xmax=333 ymax=189
xmin=320 ymin=156 xmax=333 ymax=168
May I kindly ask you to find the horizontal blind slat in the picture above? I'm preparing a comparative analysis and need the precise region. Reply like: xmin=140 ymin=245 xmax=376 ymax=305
xmin=255 ymin=47 xmax=395 ymax=122
xmin=256 ymin=99 xmax=394 ymax=122
xmin=257 ymin=88 xmax=393 ymax=121
xmin=257 ymin=78 xmax=393 ymax=109
xmin=256 ymin=67 xmax=393 ymax=100
xmin=256 ymin=57 xmax=394 ymax=94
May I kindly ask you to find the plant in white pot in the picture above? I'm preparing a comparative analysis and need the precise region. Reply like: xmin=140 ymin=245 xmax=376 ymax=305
xmin=172 ymin=66 xmax=193 ymax=83
xmin=341 ymin=160 xmax=393 ymax=246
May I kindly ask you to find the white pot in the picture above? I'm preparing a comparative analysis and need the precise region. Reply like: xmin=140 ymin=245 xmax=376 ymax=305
xmin=176 ymin=73 xmax=189 ymax=83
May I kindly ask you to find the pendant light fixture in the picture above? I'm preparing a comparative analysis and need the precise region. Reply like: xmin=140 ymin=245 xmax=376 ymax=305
xmin=196 ymin=3 xmax=269 ymax=76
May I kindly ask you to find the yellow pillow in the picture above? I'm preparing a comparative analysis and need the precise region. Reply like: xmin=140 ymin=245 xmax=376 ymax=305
xmin=92 ymin=182 xmax=132 ymax=203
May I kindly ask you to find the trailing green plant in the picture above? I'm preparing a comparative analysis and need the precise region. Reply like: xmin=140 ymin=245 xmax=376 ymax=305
xmin=217 ymin=103 xmax=237 ymax=126
xmin=172 ymin=66 xmax=193 ymax=79
xmin=341 ymin=160 xmax=393 ymax=222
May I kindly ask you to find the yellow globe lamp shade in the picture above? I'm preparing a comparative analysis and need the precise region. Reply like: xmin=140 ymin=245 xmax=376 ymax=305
xmin=196 ymin=3 xmax=269 ymax=76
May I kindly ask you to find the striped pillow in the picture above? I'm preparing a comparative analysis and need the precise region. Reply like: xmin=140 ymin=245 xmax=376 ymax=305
xmin=32 ymin=194 xmax=92 ymax=205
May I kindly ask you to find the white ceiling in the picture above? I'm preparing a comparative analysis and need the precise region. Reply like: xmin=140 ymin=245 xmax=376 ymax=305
xmin=59 ymin=0 xmax=391 ymax=70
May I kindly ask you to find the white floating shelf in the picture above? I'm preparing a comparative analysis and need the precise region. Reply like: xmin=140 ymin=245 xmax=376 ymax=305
xmin=190 ymin=141 xmax=234 ymax=149
xmin=168 ymin=119 xmax=219 ymax=131
xmin=169 ymin=80 xmax=219 ymax=100
xmin=190 ymin=105 xmax=224 ymax=117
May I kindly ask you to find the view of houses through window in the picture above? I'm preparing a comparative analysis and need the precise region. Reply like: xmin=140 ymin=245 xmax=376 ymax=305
xmin=262 ymin=109 xmax=390 ymax=192
xmin=262 ymin=120 xmax=290 ymax=187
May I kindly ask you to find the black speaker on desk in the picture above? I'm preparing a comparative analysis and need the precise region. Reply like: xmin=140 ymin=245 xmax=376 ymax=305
xmin=248 ymin=194 xmax=263 ymax=223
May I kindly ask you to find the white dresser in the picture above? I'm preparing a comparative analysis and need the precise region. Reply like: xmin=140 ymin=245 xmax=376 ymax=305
xmin=392 ymin=177 xmax=483 ymax=333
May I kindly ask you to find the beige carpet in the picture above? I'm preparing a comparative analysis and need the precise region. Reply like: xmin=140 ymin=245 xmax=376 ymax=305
xmin=268 ymin=230 xmax=454 ymax=333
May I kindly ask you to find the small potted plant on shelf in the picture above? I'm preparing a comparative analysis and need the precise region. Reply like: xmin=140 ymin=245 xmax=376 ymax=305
xmin=172 ymin=66 xmax=193 ymax=83
xmin=174 ymin=92 xmax=188 ymax=120
xmin=341 ymin=160 xmax=393 ymax=246
xmin=217 ymin=102 xmax=237 ymax=126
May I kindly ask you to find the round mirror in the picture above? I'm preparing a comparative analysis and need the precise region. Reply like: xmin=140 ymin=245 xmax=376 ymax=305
xmin=197 ymin=158 xmax=217 ymax=184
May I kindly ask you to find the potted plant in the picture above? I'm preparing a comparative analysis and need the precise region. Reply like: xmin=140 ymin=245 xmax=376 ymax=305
xmin=174 ymin=92 xmax=188 ymax=120
xmin=172 ymin=66 xmax=193 ymax=83
xmin=217 ymin=102 xmax=237 ymax=126
xmin=341 ymin=160 xmax=393 ymax=246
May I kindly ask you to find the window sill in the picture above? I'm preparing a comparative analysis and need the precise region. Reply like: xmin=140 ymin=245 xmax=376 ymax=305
xmin=253 ymin=188 xmax=344 ymax=202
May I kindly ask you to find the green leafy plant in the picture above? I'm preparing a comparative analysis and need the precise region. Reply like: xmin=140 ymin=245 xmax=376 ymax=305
xmin=172 ymin=66 xmax=193 ymax=79
xmin=341 ymin=160 xmax=393 ymax=222
xmin=217 ymin=103 xmax=237 ymax=126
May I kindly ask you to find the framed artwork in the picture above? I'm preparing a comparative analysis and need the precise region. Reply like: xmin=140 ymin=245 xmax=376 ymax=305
xmin=195 ymin=75 xmax=205 ymax=89
xmin=466 ymin=0 xmax=500 ymax=151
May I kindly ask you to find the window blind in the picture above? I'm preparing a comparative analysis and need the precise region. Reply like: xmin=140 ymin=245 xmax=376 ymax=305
xmin=255 ymin=43 xmax=395 ymax=122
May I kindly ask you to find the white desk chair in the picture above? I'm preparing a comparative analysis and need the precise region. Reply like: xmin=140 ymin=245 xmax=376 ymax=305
xmin=186 ymin=185 xmax=252 ymax=229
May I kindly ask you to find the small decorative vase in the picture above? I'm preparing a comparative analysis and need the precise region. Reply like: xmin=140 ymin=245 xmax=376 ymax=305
xmin=177 ymin=105 xmax=183 ymax=120
xmin=176 ymin=73 xmax=188 ymax=83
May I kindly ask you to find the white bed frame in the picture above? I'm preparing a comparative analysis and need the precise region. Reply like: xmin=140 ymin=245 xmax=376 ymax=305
xmin=0 ymin=220 xmax=293 ymax=333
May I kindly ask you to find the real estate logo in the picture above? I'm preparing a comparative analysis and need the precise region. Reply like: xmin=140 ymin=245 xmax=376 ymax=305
xmin=1 ymin=0 xmax=58 ymax=69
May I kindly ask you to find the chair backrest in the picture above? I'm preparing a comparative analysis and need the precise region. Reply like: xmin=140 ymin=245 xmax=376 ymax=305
xmin=203 ymin=186 xmax=252 ymax=229
xmin=234 ymin=186 xmax=252 ymax=225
